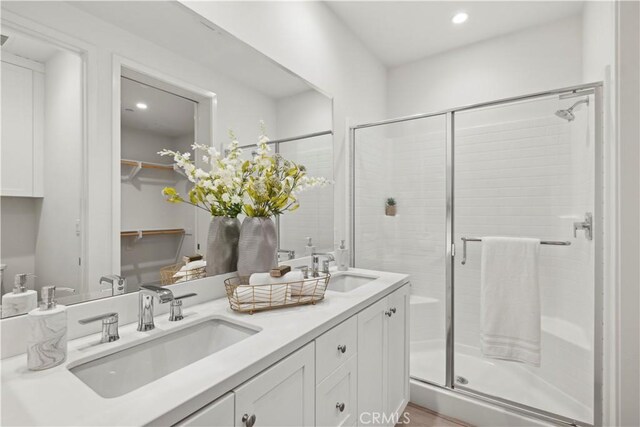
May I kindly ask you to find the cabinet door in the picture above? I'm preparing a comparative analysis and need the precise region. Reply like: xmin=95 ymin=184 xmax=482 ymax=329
xmin=234 ymin=342 xmax=315 ymax=427
xmin=1 ymin=61 xmax=34 ymax=196
xmin=357 ymin=298 xmax=388 ymax=426
xmin=176 ymin=393 xmax=234 ymax=427
xmin=386 ymin=285 xmax=410 ymax=419
xmin=316 ymin=355 xmax=358 ymax=427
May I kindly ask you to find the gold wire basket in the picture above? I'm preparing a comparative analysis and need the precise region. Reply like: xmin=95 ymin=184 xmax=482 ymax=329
xmin=225 ymin=273 xmax=330 ymax=314
xmin=160 ymin=262 xmax=207 ymax=285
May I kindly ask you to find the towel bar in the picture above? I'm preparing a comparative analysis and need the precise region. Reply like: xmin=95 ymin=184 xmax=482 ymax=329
xmin=460 ymin=237 xmax=571 ymax=265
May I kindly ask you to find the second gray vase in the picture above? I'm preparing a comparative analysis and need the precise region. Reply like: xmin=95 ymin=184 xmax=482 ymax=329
xmin=237 ymin=217 xmax=278 ymax=276
xmin=206 ymin=216 xmax=241 ymax=276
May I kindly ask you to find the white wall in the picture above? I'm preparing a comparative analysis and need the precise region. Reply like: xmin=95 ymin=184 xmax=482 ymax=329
xmin=615 ymin=2 xmax=640 ymax=426
xmin=387 ymin=15 xmax=583 ymax=117
xmin=276 ymin=90 xmax=332 ymax=139
xmin=0 ymin=198 xmax=37 ymax=294
xmin=180 ymin=1 xmax=388 ymax=247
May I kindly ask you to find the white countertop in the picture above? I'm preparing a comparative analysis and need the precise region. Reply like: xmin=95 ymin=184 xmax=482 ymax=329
xmin=1 ymin=268 xmax=409 ymax=426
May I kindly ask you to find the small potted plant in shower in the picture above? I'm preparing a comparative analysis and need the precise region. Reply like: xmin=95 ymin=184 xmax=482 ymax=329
xmin=385 ymin=197 xmax=397 ymax=216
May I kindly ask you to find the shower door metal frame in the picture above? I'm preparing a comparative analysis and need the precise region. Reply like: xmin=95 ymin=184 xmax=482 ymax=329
xmin=350 ymin=81 xmax=604 ymax=427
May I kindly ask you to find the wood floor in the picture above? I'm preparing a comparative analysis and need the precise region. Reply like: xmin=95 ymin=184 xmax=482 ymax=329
xmin=396 ymin=403 xmax=470 ymax=427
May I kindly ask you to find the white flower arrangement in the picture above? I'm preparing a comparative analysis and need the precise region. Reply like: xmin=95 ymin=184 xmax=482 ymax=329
xmin=159 ymin=130 xmax=248 ymax=218
xmin=159 ymin=122 xmax=331 ymax=218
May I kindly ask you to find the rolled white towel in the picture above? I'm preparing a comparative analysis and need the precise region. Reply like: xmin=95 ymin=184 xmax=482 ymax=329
xmin=236 ymin=271 xmax=303 ymax=304
xmin=249 ymin=271 xmax=304 ymax=285
xmin=173 ymin=260 xmax=207 ymax=279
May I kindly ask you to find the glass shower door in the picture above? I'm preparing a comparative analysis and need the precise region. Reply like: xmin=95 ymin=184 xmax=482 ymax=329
xmin=353 ymin=114 xmax=448 ymax=386
xmin=452 ymin=93 xmax=595 ymax=424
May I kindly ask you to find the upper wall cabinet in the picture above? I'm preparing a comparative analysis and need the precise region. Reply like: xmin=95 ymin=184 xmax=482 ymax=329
xmin=1 ymin=55 xmax=44 ymax=197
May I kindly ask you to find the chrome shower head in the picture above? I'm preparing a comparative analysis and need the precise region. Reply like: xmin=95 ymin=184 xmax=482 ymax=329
xmin=555 ymin=98 xmax=589 ymax=122
xmin=555 ymin=109 xmax=575 ymax=121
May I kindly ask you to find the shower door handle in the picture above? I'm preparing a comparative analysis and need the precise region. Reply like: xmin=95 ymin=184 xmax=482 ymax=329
xmin=573 ymin=212 xmax=593 ymax=241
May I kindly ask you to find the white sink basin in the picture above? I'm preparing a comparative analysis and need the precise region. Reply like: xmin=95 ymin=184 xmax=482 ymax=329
xmin=70 ymin=319 xmax=257 ymax=398
xmin=329 ymin=273 xmax=379 ymax=292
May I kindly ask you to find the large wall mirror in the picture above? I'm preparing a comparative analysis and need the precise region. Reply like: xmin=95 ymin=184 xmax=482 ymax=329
xmin=0 ymin=1 xmax=333 ymax=318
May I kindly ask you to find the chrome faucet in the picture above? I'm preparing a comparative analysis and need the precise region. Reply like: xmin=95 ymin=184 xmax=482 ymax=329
xmin=79 ymin=312 xmax=119 ymax=343
xmin=278 ymin=249 xmax=296 ymax=261
xmin=138 ymin=285 xmax=173 ymax=331
xmin=100 ymin=274 xmax=126 ymax=296
xmin=311 ymin=252 xmax=335 ymax=277
xmin=169 ymin=293 xmax=197 ymax=321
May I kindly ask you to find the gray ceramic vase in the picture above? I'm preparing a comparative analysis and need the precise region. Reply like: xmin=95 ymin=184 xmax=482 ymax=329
xmin=206 ymin=216 xmax=241 ymax=276
xmin=237 ymin=217 xmax=278 ymax=276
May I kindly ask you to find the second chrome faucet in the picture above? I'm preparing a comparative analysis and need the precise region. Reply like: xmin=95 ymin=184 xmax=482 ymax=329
xmin=137 ymin=285 xmax=197 ymax=331
xmin=137 ymin=285 xmax=174 ymax=331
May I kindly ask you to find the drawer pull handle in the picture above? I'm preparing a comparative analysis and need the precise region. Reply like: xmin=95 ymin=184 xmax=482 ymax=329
xmin=242 ymin=414 xmax=256 ymax=427
xmin=385 ymin=310 xmax=392 ymax=317
xmin=390 ymin=307 xmax=397 ymax=314
xmin=337 ymin=344 xmax=347 ymax=354
xmin=336 ymin=402 xmax=346 ymax=412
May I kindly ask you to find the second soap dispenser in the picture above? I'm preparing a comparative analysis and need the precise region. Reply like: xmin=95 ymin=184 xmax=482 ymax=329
xmin=336 ymin=240 xmax=349 ymax=271
xmin=2 ymin=273 xmax=38 ymax=316
xmin=27 ymin=286 xmax=67 ymax=371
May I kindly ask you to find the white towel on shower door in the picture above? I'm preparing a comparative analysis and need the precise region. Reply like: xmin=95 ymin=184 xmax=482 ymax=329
xmin=480 ymin=236 xmax=541 ymax=366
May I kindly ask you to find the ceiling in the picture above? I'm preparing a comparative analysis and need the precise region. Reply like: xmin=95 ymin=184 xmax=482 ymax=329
xmin=121 ymin=77 xmax=195 ymax=138
xmin=71 ymin=1 xmax=314 ymax=99
xmin=1 ymin=26 xmax=60 ymax=63
xmin=325 ymin=1 xmax=584 ymax=67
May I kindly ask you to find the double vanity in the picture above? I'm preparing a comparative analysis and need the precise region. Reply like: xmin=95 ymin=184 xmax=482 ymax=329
xmin=1 ymin=269 xmax=410 ymax=426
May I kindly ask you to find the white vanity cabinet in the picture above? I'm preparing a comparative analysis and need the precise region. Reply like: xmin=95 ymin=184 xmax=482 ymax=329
xmin=173 ymin=283 xmax=409 ymax=427
xmin=357 ymin=285 xmax=410 ymax=426
xmin=233 ymin=342 xmax=315 ymax=427
xmin=1 ymin=56 xmax=44 ymax=197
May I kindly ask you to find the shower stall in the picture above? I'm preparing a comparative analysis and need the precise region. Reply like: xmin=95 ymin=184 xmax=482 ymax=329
xmin=351 ymin=83 xmax=603 ymax=426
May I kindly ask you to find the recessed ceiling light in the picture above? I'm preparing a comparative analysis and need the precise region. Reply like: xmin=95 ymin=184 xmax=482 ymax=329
xmin=136 ymin=102 xmax=148 ymax=110
xmin=452 ymin=12 xmax=469 ymax=24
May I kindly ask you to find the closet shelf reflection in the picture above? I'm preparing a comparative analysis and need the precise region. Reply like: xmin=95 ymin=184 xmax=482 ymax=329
xmin=121 ymin=228 xmax=185 ymax=241
xmin=121 ymin=159 xmax=186 ymax=180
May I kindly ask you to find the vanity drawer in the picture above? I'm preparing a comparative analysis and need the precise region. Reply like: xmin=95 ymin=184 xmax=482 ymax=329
xmin=316 ymin=355 xmax=358 ymax=427
xmin=316 ymin=316 xmax=357 ymax=383
xmin=175 ymin=392 xmax=234 ymax=427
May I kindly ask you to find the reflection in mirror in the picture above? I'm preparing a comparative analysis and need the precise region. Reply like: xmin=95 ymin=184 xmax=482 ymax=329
xmin=0 ymin=26 xmax=84 ymax=318
xmin=0 ymin=0 xmax=333 ymax=312
xmin=278 ymin=133 xmax=334 ymax=258
xmin=119 ymin=73 xmax=203 ymax=292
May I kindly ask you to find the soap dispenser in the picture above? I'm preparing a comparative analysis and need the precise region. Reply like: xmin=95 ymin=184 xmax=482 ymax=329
xmin=304 ymin=237 xmax=316 ymax=257
xmin=336 ymin=240 xmax=349 ymax=271
xmin=2 ymin=273 xmax=38 ymax=316
xmin=27 ymin=286 xmax=67 ymax=370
